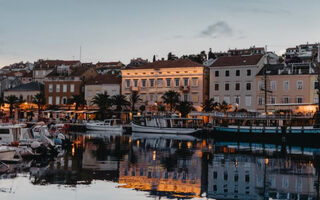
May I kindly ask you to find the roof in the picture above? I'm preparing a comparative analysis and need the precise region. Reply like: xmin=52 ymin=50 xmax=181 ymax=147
xmin=210 ymin=54 xmax=264 ymax=67
xmin=256 ymin=63 xmax=314 ymax=76
xmin=47 ymin=66 xmax=95 ymax=77
xmin=96 ymin=61 xmax=123 ymax=67
xmin=86 ymin=74 xmax=121 ymax=85
xmin=6 ymin=82 xmax=43 ymax=91
xmin=125 ymin=59 xmax=203 ymax=70
xmin=34 ymin=60 xmax=80 ymax=69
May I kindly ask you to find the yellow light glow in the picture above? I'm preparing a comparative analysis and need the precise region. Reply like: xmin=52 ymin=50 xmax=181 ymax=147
xmin=265 ymin=158 xmax=269 ymax=165
xmin=187 ymin=141 xmax=192 ymax=149
xmin=152 ymin=150 xmax=156 ymax=160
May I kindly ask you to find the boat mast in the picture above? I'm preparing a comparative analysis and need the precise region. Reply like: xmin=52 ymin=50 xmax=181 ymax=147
xmin=318 ymin=43 xmax=320 ymax=111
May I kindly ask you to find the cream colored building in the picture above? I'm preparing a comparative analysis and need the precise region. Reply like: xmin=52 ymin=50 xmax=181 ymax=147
xmin=85 ymin=74 xmax=121 ymax=107
xmin=121 ymin=59 xmax=209 ymax=111
xmin=4 ymin=82 xmax=43 ymax=102
xmin=255 ymin=63 xmax=318 ymax=114
xmin=209 ymin=54 xmax=265 ymax=111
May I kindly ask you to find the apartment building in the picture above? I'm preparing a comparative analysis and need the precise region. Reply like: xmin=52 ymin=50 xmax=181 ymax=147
xmin=209 ymin=54 xmax=265 ymax=111
xmin=44 ymin=66 xmax=98 ymax=106
xmin=121 ymin=59 xmax=209 ymax=111
xmin=85 ymin=74 xmax=121 ymax=107
xmin=255 ymin=63 xmax=317 ymax=114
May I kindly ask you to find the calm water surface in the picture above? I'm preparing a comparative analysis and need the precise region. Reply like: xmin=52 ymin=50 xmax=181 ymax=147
xmin=0 ymin=131 xmax=320 ymax=200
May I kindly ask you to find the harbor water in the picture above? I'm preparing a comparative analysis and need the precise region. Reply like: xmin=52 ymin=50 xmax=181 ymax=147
xmin=0 ymin=131 xmax=320 ymax=200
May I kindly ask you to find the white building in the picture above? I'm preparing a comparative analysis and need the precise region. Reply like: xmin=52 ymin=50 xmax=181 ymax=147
xmin=209 ymin=54 xmax=265 ymax=111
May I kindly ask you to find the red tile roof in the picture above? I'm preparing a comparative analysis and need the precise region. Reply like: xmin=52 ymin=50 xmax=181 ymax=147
xmin=86 ymin=74 xmax=121 ymax=85
xmin=210 ymin=55 xmax=264 ymax=67
xmin=125 ymin=59 xmax=203 ymax=70
xmin=34 ymin=60 xmax=80 ymax=69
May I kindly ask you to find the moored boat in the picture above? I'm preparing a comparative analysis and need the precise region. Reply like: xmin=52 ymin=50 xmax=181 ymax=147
xmin=0 ymin=146 xmax=16 ymax=161
xmin=86 ymin=119 xmax=123 ymax=132
xmin=131 ymin=115 xmax=203 ymax=135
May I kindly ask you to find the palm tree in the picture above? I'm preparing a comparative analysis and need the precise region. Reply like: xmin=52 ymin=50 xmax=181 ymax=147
xmin=129 ymin=92 xmax=141 ymax=113
xmin=202 ymin=98 xmax=218 ymax=112
xmin=32 ymin=93 xmax=46 ymax=120
xmin=157 ymin=104 xmax=166 ymax=112
xmin=91 ymin=93 xmax=112 ymax=120
xmin=5 ymin=95 xmax=19 ymax=118
xmin=217 ymin=101 xmax=232 ymax=113
xmin=161 ymin=90 xmax=181 ymax=113
xmin=67 ymin=94 xmax=86 ymax=110
xmin=176 ymin=101 xmax=195 ymax=118
xmin=112 ymin=94 xmax=130 ymax=114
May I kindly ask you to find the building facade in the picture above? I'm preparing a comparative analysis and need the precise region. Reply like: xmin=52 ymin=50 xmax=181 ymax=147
xmin=209 ymin=54 xmax=265 ymax=111
xmin=85 ymin=74 xmax=121 ymax=107
xmin=44 ymin=66 xmax=97 ymax=106
xmin=255 ymin=63 xmax=317 ymax=114
xmin=121 ymin=59 xmax=209 ymax=111
xmin=4 ymin=82 xmax=44 ymax=102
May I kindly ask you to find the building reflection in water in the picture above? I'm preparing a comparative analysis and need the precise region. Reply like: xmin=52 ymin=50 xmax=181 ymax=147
xmin=22 ymin=132 xmax=320 ymax=199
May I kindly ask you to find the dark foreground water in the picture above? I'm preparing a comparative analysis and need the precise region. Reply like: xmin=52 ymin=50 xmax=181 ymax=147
xmin=1 ymin=131 xmax=320 ymax=200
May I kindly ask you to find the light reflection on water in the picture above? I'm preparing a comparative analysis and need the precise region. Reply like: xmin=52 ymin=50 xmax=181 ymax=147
xmin=0 ymin=131 xmax=320 ymax=200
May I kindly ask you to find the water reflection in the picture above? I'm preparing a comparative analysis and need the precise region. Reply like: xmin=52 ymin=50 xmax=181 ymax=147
xmin=1 ymin=131 xmax=320 ymax=200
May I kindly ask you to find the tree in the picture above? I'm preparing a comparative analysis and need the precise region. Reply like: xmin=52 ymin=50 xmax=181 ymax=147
xmin=5 ymin=95 xmax=20 ymax=118
xmin=161 ymin=90 xmax=180 ymax=113
xmin=67 ymin=95 xmax=86 ymax=110
xmin=32 ymin=93 xmax=46 ymax=120
xmin=139 ymin=105 xmax=146 ymax=113
xmin=153 ymin=55 xmax=156 ymax=62
xmin=202 ymin=98 xmax=219 ymax=112
xmin=129 ymin=92 xmax=141 ymax=112
xmin=91 ymin=93 xmax=112 ymax=120
xmin=157 ymin=104 xmax=166 ymax=112
xmin=176 ymin=101 xmax=195 ymax=118
xmin=217 ymin=101 xmax=232 ymax=112
xmin=112 ymin=94 xmax=130 ymax=118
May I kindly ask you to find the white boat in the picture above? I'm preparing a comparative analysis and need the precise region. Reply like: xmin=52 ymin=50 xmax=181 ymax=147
xmin=86 ymin=119 xmax=123 ymax=132
xmin=0 ymin=146 xmax=16 ymax=161
xmin=131 ymin=116 xmax=203 ymax=135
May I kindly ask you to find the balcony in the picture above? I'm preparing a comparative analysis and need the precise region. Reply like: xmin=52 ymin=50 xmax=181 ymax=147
xmin=130 ymin=86 xmax=139 ymax=92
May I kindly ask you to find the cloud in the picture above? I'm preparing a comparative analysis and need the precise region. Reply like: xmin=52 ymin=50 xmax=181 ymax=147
xmin=200 ymin=21 xmax=233 ymax=39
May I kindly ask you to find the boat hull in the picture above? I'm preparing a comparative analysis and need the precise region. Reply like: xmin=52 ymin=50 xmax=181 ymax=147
xmin=131 ymin=122 xmax=201 ymax=135
xmin=86 ymin=124 xmax=123 ymax=132
xmin=0 ymin=149 xmax=16 ymax=161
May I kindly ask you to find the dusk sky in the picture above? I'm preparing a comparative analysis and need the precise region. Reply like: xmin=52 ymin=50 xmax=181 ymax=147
xmin=0 ymin=0 xmax=319 ymax=67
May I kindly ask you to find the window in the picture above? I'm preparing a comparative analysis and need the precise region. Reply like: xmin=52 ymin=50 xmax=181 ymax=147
xmin=270 ymin=81 xmax=276 ymax=91
xmin=141 ymin=79 xmax=146 ymax=87
xmin=125 ymin=80 xmax=130 ymax=88
xmin=245 ymin=96 xmax=252 ymax=106
xmin=56 ymin=84 xmax=60 ymax=92
xmin=48 ymin=96 xmax=52 ymax=104
xmin=213 ymin=96 xmax=219 ymax=103
xmin=166 ymin=78 xmax=171 ymax=87
xmin=283 ymin=97 xmax=289 ymax=103
xmin=42 ymin=71 xmax=46 ymax=75
xmin=214 ymin=84 xmax=219 ymax=91
xmin=297 ymin=80 xmax=303 ymax=90
xmin=62 ymin=97 xmax=67 ymax=104
xmin=215 ymin=71 xmax=219 ymax=77
xmin=133 ymin=79 xmax=138 ymax=87
xmin=313 ymin=81 xmax=319 ymax=90
xmin=49 ymin=84 xmax=53 ymax=93
xmin=297 ymin=97 xmax=303 ymax=103
xmin=225 ymin=70 xmax=229 ymax=77
xmin=270 ymin=96 xmax=276 ymax=104
xmin=63 ymin=84 xmax=67 ymax=92
xmin=223 ymin=96 xmax=230 ymax=104
xmin=258 ymin=97 xmax=263 ymax=105
xmin=234 ymin=175 xmax=239 ymax=182
xmin=56 ymin=96 xmax=60 ymax=105
xmin=157 ymin=79 xmax=163 ymax=87
xmin=223 ymin=172 xmax=228 ymax=180
xmin=183 ymin=78 xmax=189 ymax=86
xmin=192 ymin=94 xmax=198 ymax=102
xmin=235 ymin=97 xmax=240 ymax=105
xmin=183 ymin=94 xmax=188 ymax=102
xmin=283 ymin=81 xmax=289 ymax=91
xmin=70 ymin=84 xmax=75 ymax=92
xmin=245 ymin=175 xmax=250 ymax=182
xmin=235 ymin=83 xmax=240 ymax=90
xmin=174 ymin=78 xmax=180 ymax=87
xmin=236 ymin=70 xmax=240 ymax=76
xmin=258 ymin=81 xmax=263 ymax=91
xmin=246 ymin=82 xmax=251 ymax=90
xmin=191 ymin=78 xmax=198 ymax=86
xmin=225 ymin=83 xmax=229 ymax=91
xmin=149 ymin=79 xmax=154 ymax=87
xmin=247 ymin=69 xmax=251 ymax=76
xmin=88 ymin=91 xmax=92 ymax=98
xmin=35 ymin=71 xmax=39 ymax=76
xmin=314 ymin=98 xmax=319 ymax=104
xmin=149 ymin=94 xmax=154 ymax=101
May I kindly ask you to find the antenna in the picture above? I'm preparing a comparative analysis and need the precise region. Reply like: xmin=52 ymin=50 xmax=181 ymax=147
xmin=80 ymin=46 xmax=82 ymax=61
